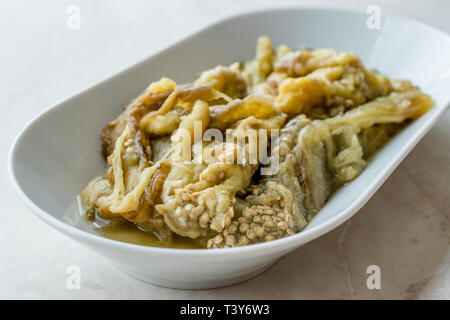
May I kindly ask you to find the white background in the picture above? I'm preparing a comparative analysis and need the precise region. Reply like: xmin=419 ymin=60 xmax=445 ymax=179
xmin=1 ymin=0 xmax=449 ymax=299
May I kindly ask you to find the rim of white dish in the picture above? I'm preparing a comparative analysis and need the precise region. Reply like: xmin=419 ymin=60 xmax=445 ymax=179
xmin=8 ymin=6 xmax=450 ymax=256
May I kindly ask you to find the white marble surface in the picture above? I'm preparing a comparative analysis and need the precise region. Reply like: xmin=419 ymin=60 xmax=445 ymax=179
xmin=1 ymin=0 xmax=449 ymax=299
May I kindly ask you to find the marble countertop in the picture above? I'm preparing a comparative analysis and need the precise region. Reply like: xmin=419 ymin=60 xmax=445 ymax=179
xmin=1 ymin=0 xmax=448 ymax=299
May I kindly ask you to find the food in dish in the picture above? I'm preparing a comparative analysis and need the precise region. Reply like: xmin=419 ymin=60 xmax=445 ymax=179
xmin=81 ymin=36 xmax=433 ymax=249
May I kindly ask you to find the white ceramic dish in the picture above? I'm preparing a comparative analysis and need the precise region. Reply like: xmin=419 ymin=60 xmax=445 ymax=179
xmin=9 ymin=8 xmax=450 ymax=289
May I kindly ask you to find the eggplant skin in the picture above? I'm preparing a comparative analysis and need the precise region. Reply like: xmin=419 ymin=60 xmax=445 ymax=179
xmin=80 ymin=36 xmax=433 ymax=249
xmin=262 ymin=89 xmax=433 ymax=230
